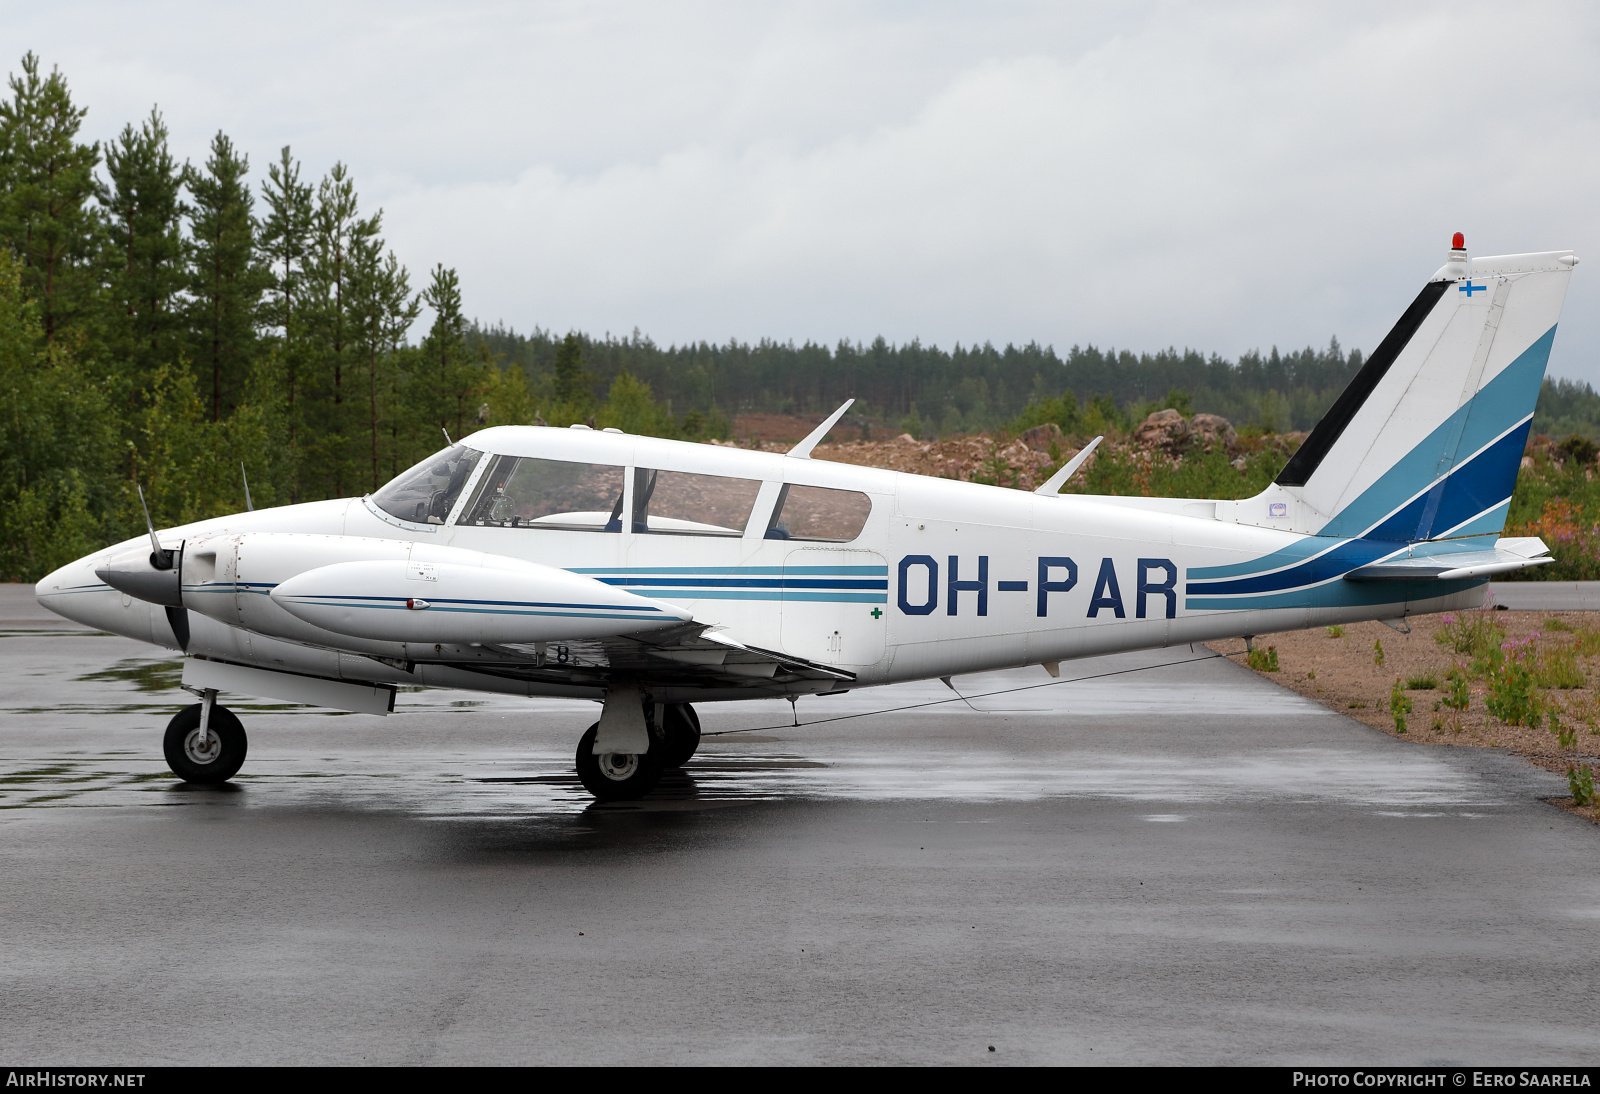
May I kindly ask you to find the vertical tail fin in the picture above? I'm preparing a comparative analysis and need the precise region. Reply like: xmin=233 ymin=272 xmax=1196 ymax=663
xmin=1222 ymin=238 xmax=1577 ymax=541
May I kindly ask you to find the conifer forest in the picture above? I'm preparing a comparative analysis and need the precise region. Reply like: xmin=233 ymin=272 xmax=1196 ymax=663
xmin=2 ymin=52 xmax=1596 ymax=582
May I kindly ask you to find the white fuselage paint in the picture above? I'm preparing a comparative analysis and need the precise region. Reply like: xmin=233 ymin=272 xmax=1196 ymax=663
xmin=36 ymin=427 xmax=1482 ymax=705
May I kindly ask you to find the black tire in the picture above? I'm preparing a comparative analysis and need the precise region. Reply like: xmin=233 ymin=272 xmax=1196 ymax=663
xmin=659 ymin=703 xmax=701 ymax=768
xmin=163 ymin=703 xmax=247 ymax=785
xmin=574 ymin=721 xmax=664 ymax=801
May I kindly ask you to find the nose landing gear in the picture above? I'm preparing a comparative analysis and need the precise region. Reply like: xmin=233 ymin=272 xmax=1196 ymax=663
xmin=163 ymin=694 xmax=248 ymax=784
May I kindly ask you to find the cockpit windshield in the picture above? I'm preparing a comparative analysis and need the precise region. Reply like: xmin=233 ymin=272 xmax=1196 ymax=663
xmin=371 ymin=445 xmax=483 ymax=524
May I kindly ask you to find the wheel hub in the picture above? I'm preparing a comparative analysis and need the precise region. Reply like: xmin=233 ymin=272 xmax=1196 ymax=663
xmin=184 ymin=728 xmax=222 ymax=765
xmin=598 ymin=752 xmax=639 ymax=781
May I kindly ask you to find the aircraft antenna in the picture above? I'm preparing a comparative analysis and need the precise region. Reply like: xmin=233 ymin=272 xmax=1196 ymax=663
xmin=1033 ymin=435 xmax=1103 ymax=496
xmin=240 ymin=463 xmax=254 ymax=512
xmin=787 ymin=399 xmax=855 ymax=459
xmin=442 ymin=427 xmax=453 ymax=445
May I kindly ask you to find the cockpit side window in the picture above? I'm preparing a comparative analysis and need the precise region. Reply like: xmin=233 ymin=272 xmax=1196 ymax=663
xmin=764 ymin=484 xmax=873 ymax=542
xmin=372 ymin=445 xmax=483 ymax=525
xmin=461 ymin=456 xmax=626 ymax=532
xmin=632 ymin=468 xmax=762 ymax=536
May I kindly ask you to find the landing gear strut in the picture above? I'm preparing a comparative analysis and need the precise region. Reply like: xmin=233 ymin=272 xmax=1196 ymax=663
xmin=574 ymin=696 xmax=702 ymax=801
xmin=575 ymin=721 xmax=664 ymax=801
xmin=163 ymin=693 xmax=248 ymax=784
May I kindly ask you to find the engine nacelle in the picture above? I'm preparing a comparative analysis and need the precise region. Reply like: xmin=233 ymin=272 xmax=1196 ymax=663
xmin=179 ymin=532 xmax=688 ymax=649
xmin=271 ymin=559 xmax=687 ymax=645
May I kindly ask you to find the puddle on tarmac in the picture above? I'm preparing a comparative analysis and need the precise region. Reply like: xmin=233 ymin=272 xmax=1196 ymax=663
xmin=0 ymin=741 xmax=1514 ymax=821
xmin=75 ymin=658 xmax=184 ymax=692
xmin=0 ymin=637 xmax=1523 ymax=821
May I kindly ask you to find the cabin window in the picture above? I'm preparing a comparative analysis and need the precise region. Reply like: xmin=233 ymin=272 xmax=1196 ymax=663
xmin=765 ymin=484 xmax=872 ymax=542
xmin=461 ymin=455 xmax=626 ymax=531
xmin=372 ymin=444 xmax=483 ymax=525
xmin=632 ymin=468 xmax=762 ymax=536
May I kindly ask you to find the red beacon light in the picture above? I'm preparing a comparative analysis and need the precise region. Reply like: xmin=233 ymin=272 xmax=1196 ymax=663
xmin=1452 ymin=232 xmax=1465 ymax=250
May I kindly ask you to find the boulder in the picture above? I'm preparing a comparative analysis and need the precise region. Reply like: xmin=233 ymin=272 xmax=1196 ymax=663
xmin=1188 ymin=413 xmax=1237 ymax=451
xmin=1021 ymin=422 xmax=1063 ymax=450
xmin=1133 ymin=408 xmax=1189 ymax=451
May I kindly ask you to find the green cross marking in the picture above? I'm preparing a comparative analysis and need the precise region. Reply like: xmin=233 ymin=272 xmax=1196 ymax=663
xmin=870 ymin=607 xmax=883 ymax=619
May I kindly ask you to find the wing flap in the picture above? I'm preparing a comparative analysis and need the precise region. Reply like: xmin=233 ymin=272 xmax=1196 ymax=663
xmin=405 ymin=621 xmax=854 ymax=695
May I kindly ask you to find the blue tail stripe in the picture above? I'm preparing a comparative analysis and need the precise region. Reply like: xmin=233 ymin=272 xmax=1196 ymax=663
xmin=1185 ymin=537 xmax=1336 ymax=582
xmin=1437 ymin=501 xmax=1511 ymax=540
xmin=1427 ymin=421 xmax=1531 ymax=538
xmin=1186 ymin=538 xmax=1401 ymax=597
xmin=1317 ymin=326 xmax=1553 ymax=538
xmin=1187 ymin=576 xmax=1482 ymax=611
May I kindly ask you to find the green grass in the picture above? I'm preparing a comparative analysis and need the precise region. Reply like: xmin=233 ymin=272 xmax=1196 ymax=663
xmin=1537 ymin=645 xmax=1586 ymax=689
xmin=1503 ymin=453 xmax=1600 ymax=581
xmin=1435 ymin=613 xmax=1506 ymax=659
xmin=1404 ymin=674 xmax=1439 ymax=690
xmin=1247 ymin=646 xmax=1280 ymax=672
xmin=1068 ymin=443 xmax=1284 ymax=500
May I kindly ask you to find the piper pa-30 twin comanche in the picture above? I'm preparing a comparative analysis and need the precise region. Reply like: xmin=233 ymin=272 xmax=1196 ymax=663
xmin=37 ymin=236 xmax=1577 ymax=800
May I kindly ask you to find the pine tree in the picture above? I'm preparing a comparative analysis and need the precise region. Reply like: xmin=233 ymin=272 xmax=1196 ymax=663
xmin=259 ymin=147 xmax=313 ymax=337
xmin=0 ymin=249 xmax=114 ymax=579
xmin=185 ymin=131 xmax=267 ymax=421
xmin=100 ymin=107 xmax=185 ymax=402
xmin=421 ymin=264 xmax=474 ymax=440
xmin=347 ymin=224 xmax=418 ymax=491
xmin=551 ymin=332 xmax=594 ymax=421
xmin=0 ymin=52 xmax=101 ymax=344
xmin=301 ymin=163 xmax=376 ymax=496
xmin=258 ymin=146 xmax=314 ymax=497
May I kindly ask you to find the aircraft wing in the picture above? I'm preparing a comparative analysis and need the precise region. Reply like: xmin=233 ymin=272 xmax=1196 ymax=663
xmin=1343 ymin=537 xmax=1552 ymax=581
xmin=417 ymin=621 xmax=855 ymax=696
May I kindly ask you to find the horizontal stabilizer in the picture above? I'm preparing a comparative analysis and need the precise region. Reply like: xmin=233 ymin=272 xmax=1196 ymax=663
xmin=1343 ymin=537 xmax=1552 ymax=582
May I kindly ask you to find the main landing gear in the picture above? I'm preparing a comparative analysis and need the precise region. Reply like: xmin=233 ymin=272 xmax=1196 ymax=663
xmin=163 ymin=689 xmax=248 ymax=785
xmin=575 ymin=699 xmax=700 ymax=802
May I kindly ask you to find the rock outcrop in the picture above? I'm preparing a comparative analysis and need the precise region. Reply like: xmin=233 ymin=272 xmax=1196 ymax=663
xmin=1132 ymin=409 xmax=1190 ymax=453
xmin=1021 ymin=422 xmax=1063 ymax=450
xmin=1188 ymin=413 xmax=1237 ymax=451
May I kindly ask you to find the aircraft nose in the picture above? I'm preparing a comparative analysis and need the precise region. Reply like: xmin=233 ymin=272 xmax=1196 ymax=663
xmin=35 ymin=553 xmax=113 ymax=626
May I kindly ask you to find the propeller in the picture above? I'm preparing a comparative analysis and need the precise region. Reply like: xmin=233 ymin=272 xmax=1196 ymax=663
xmin=137 ymin=485 xmax=177 ymax=571
xmin=97 ymin=484 xmax=184 ymax=608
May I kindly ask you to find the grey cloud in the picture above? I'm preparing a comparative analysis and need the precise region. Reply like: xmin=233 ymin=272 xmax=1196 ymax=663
xmin=14 ymin=1 xmax=1600 ymax=378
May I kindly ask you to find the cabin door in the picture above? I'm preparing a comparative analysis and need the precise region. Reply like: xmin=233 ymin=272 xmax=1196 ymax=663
xmin=779 ymin=548 xmax=889 ymax=668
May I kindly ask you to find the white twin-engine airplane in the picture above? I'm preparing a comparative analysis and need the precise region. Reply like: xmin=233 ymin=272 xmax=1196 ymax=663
xmin=37 ymin=236 xmax=1577 ymax=800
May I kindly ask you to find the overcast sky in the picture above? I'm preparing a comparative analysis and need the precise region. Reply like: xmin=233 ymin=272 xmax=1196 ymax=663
xmin=8 ymin=2 xmax=1599 ymax=381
